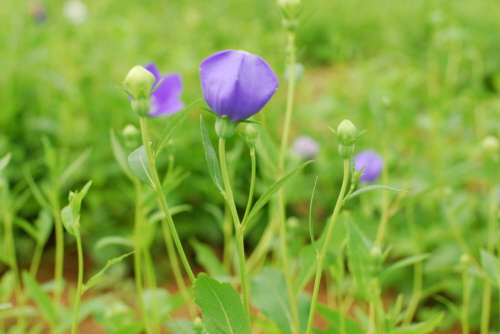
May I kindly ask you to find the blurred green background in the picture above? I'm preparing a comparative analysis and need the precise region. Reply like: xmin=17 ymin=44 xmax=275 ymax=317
xmin=2 ymin=0 xmax=500 ymax=329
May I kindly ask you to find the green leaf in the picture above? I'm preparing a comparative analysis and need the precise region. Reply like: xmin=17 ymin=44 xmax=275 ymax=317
xmin=61 ymin=180 xmax=92 ymax=236
xmin=0 ymin=152 xmax=12 ymax=172
xmin=0 ymin=303 xmax=12 ymax=311
xmin=294 ymin=245 xmax=317 ymax=294
xmin=13 ymin=218 xmax=40 ymax=241
xmin=314 ymin=304 xmax=364 ymax=334
xmin=480 ymin=249 xmax=499 ymax=287
xmin=35 ymin=209 xmax=53 ymax=246
xmin=194 ymin=273 xmax=250 ymax=334
xmin=245 ymin=160 xmax=313 ymax=225
xmin=95 ymin=236 xmax=134 ymax=250
xmin=200 ymin=116 xmax=224 ymax=192
xmin=128 ymin=145 xmax=154 ymax=186
xmin=309 ymin=176 xmax=320 ymax=257
xmin=380 ymin=254 xmax=431 ymax=281
xmin=390 ymin=313 xmax=444 ymax=334
xmin=251 ymin=267 xmax=297 ymax=334
xmin=346 ymin=220 xmax=373 ymax=301
xmin=59 ymin=149 xmax=92 ymax=184
xmin=82 ymin=251 xmax=135 ymax=293
xmin=0 ymin=271 xmax=15 ymax=301
xmin=110 ymin=129 xmax=134 ymax=180
xmin=190 ymin=239 xmax=228 ymax=278
xmin=61 ymin=205 xmax=76 ymax=235
xmin=154 ymin=104 xmax=194 ymax=158
xmin=22 ymin=271 xmax=57 ymax=325
xmin=344 ymin=185 xmax=409 ymax=202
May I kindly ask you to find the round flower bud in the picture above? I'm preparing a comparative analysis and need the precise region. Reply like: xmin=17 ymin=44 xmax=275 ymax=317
xmin=124 ymin=65 xmax=156 ymax=100
xmin=122 ymin=124 xmax=139 ymax=137
xmin=215 ymin=116 xmax=239 ymax=140
xmin=460 ymin=253 xmax=470 ymax=268
xmin=337 ymin=120 xmax=357 ymax=146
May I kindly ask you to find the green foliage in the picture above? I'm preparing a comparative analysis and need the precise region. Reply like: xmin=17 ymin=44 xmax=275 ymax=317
xmin=200 ymin=116 xmax=224 ymax=193
xmin=194 ymin=273 xmax=250 ymax=334
xmin=82 ymin=251 xmax=135 ymax=293
xmin=314 ymin=305 xmax=364 ymax=334
xmin=127 ymin=145 xmax=154 ymax=186
xmin=22 ymin=271 xmax=57 ymax=326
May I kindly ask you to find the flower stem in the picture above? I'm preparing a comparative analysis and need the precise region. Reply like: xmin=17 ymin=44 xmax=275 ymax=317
xmin=52 ymin=198 xmax=64 ymax=311
xmin=306 ymin=159 xmax=350 ymax=334
xmin=219 ymin=138 xmax=250 ymax=322
xmin=375 ymin=157 xmax=389 ymax=247
xmin=241 ymin=147 xmax=257 ymax=228
xmin=139 ymin=117 xmax=195 ymax=284
xmin=133 ymin=181 xmax=153 ymax=334
xmin=461 ymin=260 xmax=470 ymax=334
xmin=71 ymin=227 xmax=84 ymax=334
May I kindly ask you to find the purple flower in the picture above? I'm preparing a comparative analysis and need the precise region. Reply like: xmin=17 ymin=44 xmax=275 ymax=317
xmin=354 ymin=150 xmax=384 ymax=182
xmin=200 ymin=50 xmax=279 ymax=123
xmin=293 ymin=135 xmax=320 ymax=160
xmin=144 ymin=63 xmax=184 ymax=117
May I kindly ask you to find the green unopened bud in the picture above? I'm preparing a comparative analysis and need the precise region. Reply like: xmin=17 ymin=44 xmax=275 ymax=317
xmin=369 ymin=245 xmax=382 ymax=277
xmin=335 ymin=120 xmax=357 ymax=159
xmin=460 ymin=253 xmax=470 ymax=268
xmin=124 ymin=65 xmax=155 ymax=100
xmin=131 ymin=98 xmax=151 ymax=117
xmin=192 ymin=317 xmax=204 ymax=332
xmin=215 ymin=116 xmax=238 ymax=140
xmin=245 ymin=124 xmax=258 ymax=148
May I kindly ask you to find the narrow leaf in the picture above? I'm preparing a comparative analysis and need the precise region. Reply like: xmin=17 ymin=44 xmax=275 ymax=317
xmin=95 ymin=236 xmax=134 ymax=250
xmin=380 ymin=254 xmax=431 ymax=281
xmin=390 ymin=313 xmax=444 ymax=334
xmin=82 ymin=251 xmax=135 ymax=293
xmin=190 ymin=239 xmax=228 ymax=277
xmin=309 ymin=176 xmax=320 ymax=257
xmin=110 ymin=129 xmax=134 ymax=180
xmin=13 ymin=218 xmax=40 ymax=241
xmin=194 ymin=273 xmax=250 ymax=334
xmin=0 ymin=153 xmax=12 ymax=172
xmin=59 ymin=149 xmax=92 ymax=184
xmin=128 ymin=145 xmax=154 ymax=186
xmin=154 ymin=104 xmax=194 ymax=158
xmin=315 ymin=304 xmax=364 ymax=334
xmin=200 ymin=116 xmax=224 ymax=192
xmin=481 ymin=249 xmax=500 ymax=287
xmin=346 ymin=220 xmax=373 ymax=301
xmin=22 ymin=271 xmax=57 ymax=325
xmin=344 ymin=185 xmax=409 ymax=202
xmin=35 ymin=209 xmax=53 ymax=246
xmin=246 ymin=160 xmax=313 ymax=224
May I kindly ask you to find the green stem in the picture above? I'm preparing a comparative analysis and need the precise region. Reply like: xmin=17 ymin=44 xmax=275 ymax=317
xmin=160 ymin=216 xmax=195 ymax=318
xmin=219 ymin=138 xmax=250 ymax=322
xmin=375 ymin=158 xmax=389 ymax=247
xmin=52 ymin=201 xmax=64 ymax=310
xmin=306 ymin=159 xmax=350 ymax=334
xmin=142 ymin=247 xmax=160 ymax=332
xmin=29 ymin=242 xmax=44 ymax=278
xmin=71 ymin=227 xmax=84 ymax=334
xmin=222 ymin=202 xmax=233 ymax=273
xmin=139 ymin=117 xmax=195 ymax=283
xmin=241 ymin=147 xmax=256 ymax=228
xmin=133 ymin=181 xmax=153 ymax=334
xmin=462 ymin=260 xmax=470 ymax=334
xmin=4 ymin=212 xmax=25 ymax=333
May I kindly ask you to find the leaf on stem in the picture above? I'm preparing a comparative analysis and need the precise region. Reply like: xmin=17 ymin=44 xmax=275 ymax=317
xmin=194 ymin=273 xmax=250 ymax=334
xmin=61 ymin=181 xmax=92 ymax=235
xmin=315 ymin=304 xmax=364 ymax=334
xmin=480 ymin=249 xmax=500 ymax=287
xmin=82 ymin=251 xmax=135 ymax=294
xmin=22 ymin=271 xmax=57 ymax=326
xmin=380 ymin=254 xmax=431 ymax=282
xmin=309 ymin=176 xmax=320 ymax=257
xmin=128 ymin=145 xmax=154 ymax=186
xmin=389 ymin=313 xmax=444 ymax=334
xmin=59 ymin=149 xmax=92 ymax=184
xmin=344 ymin=185 xmax=409 ymax=202
xmin=154 ymin=104 xmax=195 ymax=158
xmin=244 ymin=160 xmax=313 ymax=226
xmin=200 ymin=116 xmax=224 ymax=192
xmin=0 ymin=152 xmax=12 ymax=172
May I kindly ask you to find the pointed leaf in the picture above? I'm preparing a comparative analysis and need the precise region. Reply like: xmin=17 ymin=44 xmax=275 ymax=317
xmin=110 ymin=129 xmax=134 ymax=180
xmin=59 ymin=149 xmax=92 ymax=184
xmin=200 ymin=116 xmax=224 ymax=192
xmin=380 ymin=254 xmax=431 ymax=281
xmin=315 ymin=304 xmax=364 ymax=334
xmin=0 ymin=153 xmax=12 ymax=172
xmin=309 ymin=176 xmax=320 ymax=257
xmin=190 ymin=239 xmax=228 ymax=277
xmin=481 ymin=249 xmax=500 ymax=287
xmin=61 ymin=205 xmax=76 ymax=235
xmin=128 ymin=145 xmax=154 ymax=186
xmin=194 ymin=273 xmax=250 ymax=334
xmin=22 ymin=271 xmax=57 ymax=325
xmin=344 ymin=185 xmax=409 ymax=202
xmin=95 ymin=236 xmax=134 ymax=250
xmin=35 ymin=209 xmax=53 ymax=246
xmin=82 ymin=251 xmax=135 ymax=293
xmin=390 ymin=313 xmax=444 ymax=334
xmin=245 ymin=160 xmax=313 ymax=224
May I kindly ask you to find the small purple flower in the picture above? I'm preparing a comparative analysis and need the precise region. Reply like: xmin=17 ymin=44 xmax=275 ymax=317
xmin=354 ymin=150 xmax=384 ymax=182
xmin=144 ymin=63 xmax=184 ymax=117
xmin=200 ymin=50 xmax=279 ymax=123
xmin=293 ymin=135 xmax=320 ymax=160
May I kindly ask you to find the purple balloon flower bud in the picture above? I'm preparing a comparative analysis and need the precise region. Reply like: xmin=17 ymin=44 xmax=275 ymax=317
xmin=200 ymin=50 xmax=279 ymax=123
xmin=354 ymin=150 xmax=384 ymax=182
xmin=144 ymin=63 xmax=184 ymax=117
xmin=292 ymin=135 xmax=320 ymax=160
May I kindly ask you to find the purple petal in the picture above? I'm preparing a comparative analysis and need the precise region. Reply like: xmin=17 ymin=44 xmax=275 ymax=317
xmin=148 ymin=73 xmax=184 ymax=117
xmin=293 ymin=135 xmax=320 ymax=159
xmin=200 ymin=50 xmax=278 ymax=122
xmin=144 ymin=63 xmax=162 ymax=84
xmin=354 ymin=150 xmax=384 ymax=182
